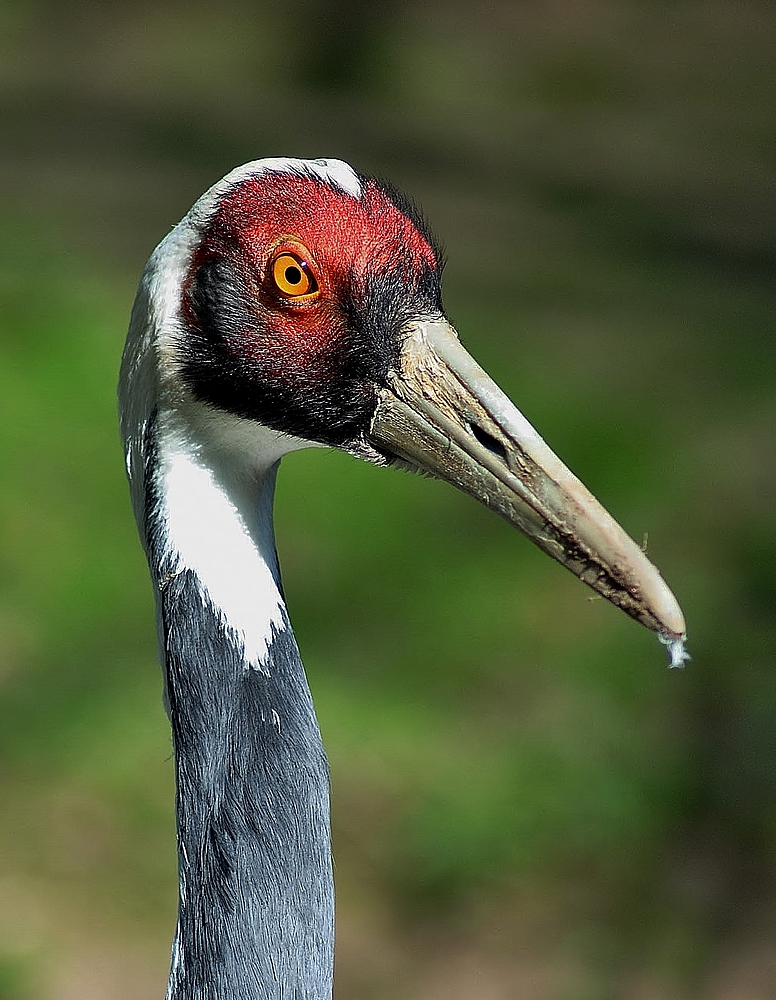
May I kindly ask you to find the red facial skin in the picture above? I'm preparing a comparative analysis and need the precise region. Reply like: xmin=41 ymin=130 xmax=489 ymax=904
xmin=184 ymin=174 xmax=439 ymax=378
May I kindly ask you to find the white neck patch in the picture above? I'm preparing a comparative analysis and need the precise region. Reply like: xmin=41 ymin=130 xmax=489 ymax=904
xmin=156 ymin=409 xmax=308 ymax=672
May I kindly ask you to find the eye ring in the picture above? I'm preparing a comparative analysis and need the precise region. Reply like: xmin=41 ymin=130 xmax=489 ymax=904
xmin=270 ymin=249 xmax=319 ymax=298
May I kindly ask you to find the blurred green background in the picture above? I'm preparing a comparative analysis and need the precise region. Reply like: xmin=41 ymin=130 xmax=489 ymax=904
xmin=0 ymin=1 xmax=774 ymax=997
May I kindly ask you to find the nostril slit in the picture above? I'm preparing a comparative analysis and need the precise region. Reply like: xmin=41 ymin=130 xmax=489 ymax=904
xmin=470 ymin=423 xmax=508 ymax=462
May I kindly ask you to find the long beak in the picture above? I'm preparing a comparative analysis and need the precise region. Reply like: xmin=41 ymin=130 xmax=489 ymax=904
xmin=369 ymin=317 xmax=687 ymax=665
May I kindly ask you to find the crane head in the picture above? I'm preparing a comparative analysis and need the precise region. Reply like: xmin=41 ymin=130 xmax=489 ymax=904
xmin=122 ymin=157 xmax=687 ymax=663
xmin=176 ymin=164 xmax=441 ymax=453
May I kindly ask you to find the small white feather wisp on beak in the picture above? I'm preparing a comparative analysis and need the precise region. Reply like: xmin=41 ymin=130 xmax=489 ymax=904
xmin=369 ymin=318 xmax=688 ymax=667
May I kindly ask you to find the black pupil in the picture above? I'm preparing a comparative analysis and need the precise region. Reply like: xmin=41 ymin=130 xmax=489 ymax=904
xmin=285 ymin=264 xmax=303 ymax=286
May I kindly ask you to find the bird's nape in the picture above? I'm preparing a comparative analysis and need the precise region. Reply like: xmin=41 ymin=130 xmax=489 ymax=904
xmin=119 ymin=156 xmax=687 ymax=1000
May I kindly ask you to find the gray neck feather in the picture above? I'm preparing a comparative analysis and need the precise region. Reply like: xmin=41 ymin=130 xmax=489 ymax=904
xmin=120 ymin=224 xmax=334 ymax=1000
xmin=146 ymin=422 xmax=334 ymax=1000
xmin=161 ymin=569 xmax=334 ymax=1000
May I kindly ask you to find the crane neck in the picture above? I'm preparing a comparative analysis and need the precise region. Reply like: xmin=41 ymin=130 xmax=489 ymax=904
xmin=145 ymin=410 xmax=334 ymax=1000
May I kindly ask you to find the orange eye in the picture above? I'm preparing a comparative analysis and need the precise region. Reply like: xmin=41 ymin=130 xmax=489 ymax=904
xmin=271 ymin=251 xmax=319 ymax=298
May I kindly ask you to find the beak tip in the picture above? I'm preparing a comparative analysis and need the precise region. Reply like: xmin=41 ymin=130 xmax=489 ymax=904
xmin=653 ymin=588 xmax=686 ymax=638
xmin=613 ymin=542 xmax=687 ymax=661
xmin=648 ymin=575 xmax=688 ymax=666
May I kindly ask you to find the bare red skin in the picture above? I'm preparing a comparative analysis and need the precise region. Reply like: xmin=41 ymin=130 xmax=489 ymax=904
xmin=183 ymin=175 xmax=438 ymax=373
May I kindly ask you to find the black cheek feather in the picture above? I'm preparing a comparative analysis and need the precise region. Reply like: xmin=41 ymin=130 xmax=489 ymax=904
xmin=181 ymin=254 xmax=380 ymax=445
xmin=343 ymin=257 xmax=442 ymax=373
xmin=180 ymin=252 xmax=443 ymax=448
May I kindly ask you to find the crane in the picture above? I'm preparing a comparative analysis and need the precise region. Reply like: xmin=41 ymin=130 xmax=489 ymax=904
xmin=118 ymin=157 xmax=687 ymax=1000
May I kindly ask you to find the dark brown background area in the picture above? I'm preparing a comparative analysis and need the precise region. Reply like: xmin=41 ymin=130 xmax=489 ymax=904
xmin=0 ymin=1 xmax=774 ymax=997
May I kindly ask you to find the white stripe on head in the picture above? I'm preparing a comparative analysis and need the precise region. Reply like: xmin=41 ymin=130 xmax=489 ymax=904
xmin=188 ymin=157 xmax=363 ymax=230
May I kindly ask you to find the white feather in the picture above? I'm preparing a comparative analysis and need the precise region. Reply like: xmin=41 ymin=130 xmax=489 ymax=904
xmin=659 ymin=632 xmax=691 ymax=669
xmin=159 ymin=422 xmax=283 ymax=667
